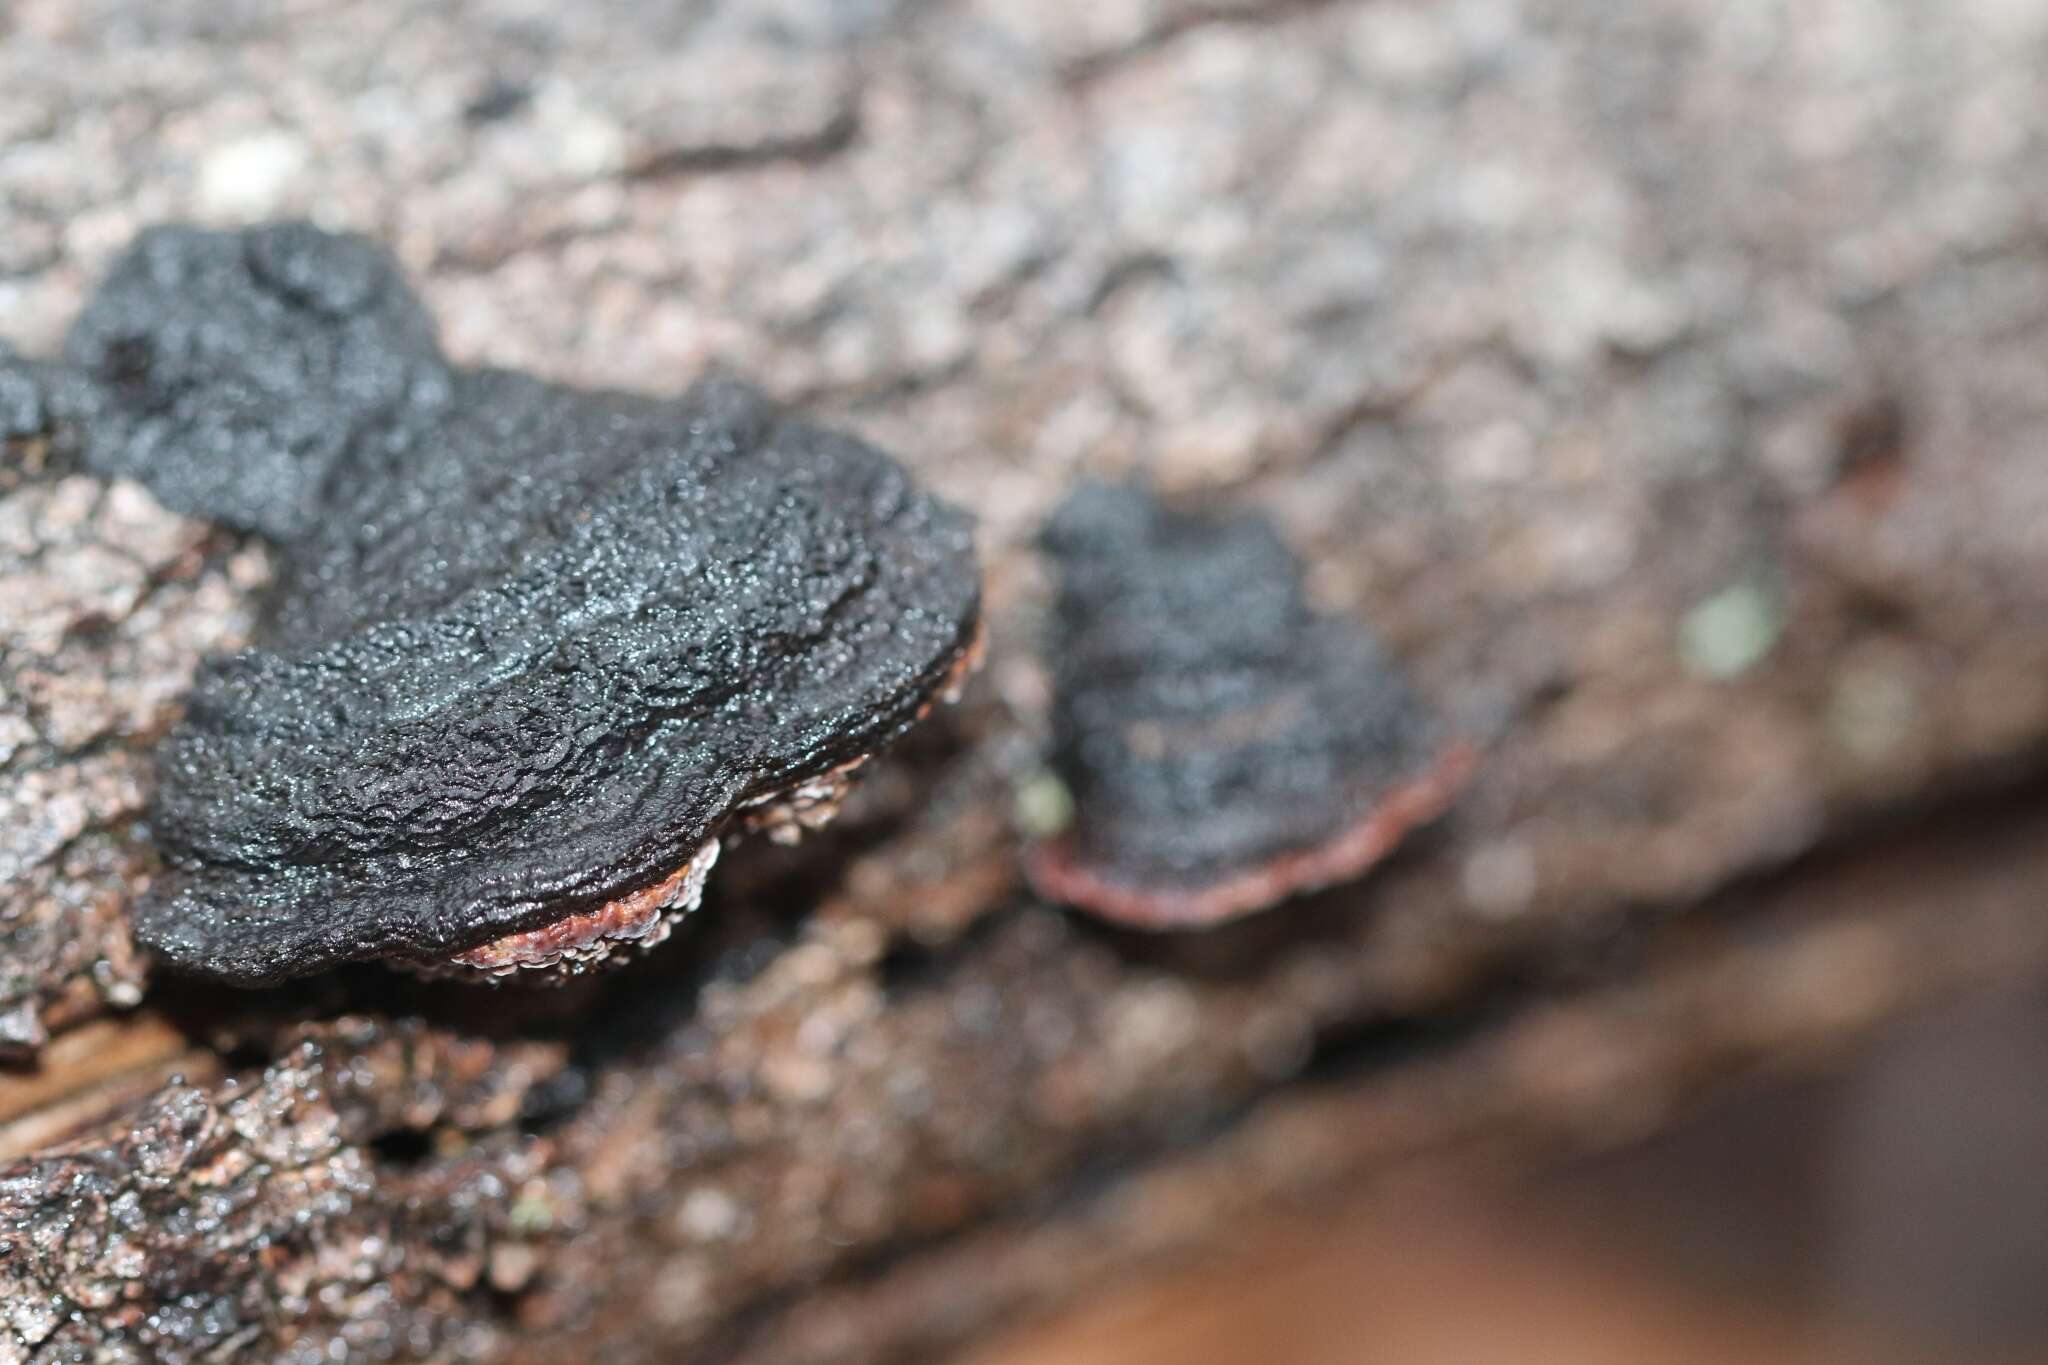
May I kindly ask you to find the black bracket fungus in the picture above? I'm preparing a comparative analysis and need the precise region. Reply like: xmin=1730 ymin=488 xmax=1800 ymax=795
xmin=48 ymin=222 xmax=983 ymax=986
xmin=1024 ymin=480 xmax=1473 ymax=929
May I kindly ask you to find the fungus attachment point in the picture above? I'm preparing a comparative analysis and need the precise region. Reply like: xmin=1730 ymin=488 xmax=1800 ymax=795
xmin=56 ymin=223 xmax=982 ymax=986
xmin=1024 ymin=481 xmax=1471 ymax=929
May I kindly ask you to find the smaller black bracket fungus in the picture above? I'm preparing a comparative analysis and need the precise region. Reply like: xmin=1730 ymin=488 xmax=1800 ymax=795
xmin=1025 ymin=480 xmax=1472 ymax=929
xmin=49 ymin=222 xmax=982 ymax=986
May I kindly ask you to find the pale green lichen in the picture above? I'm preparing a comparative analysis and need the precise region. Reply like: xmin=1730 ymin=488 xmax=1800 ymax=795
xmin=1012 ymin=770 xmax=1076 ymax=840
xmin=1680 ymin=581 xmax=1783 ymax=680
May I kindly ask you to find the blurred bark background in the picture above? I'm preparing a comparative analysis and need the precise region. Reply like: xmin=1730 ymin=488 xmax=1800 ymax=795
xmin=3 ymin=0 xmax=2048 ymax=1359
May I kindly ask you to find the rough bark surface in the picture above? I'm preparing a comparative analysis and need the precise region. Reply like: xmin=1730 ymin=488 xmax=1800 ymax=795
xmin=3 ymin=0 xmax=2047 ymax=1360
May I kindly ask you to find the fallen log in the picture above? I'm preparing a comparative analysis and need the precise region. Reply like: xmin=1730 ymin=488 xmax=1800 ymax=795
xmin=4 ymin=0 xmax=2047 ymax=1358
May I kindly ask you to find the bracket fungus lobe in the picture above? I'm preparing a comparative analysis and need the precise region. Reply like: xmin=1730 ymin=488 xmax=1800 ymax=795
xmin=56 ymin=222 xmax=982 ymax=986
xmin=65 ymin=220 xmax=452 ymax=541
xmin=1025 ymin=480 xmax=1473 ymax=929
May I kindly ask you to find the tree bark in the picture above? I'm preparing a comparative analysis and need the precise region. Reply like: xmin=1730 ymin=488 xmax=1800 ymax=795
xmin=3 ymin=0 xmax=2047 ymax=1359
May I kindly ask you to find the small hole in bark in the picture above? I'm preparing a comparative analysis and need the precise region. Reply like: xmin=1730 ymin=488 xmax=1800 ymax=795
xmin=1835 ymin=392 xmax=1909 ymax=479
xmin=369 ymin=1126 xmax=436 ymax=1169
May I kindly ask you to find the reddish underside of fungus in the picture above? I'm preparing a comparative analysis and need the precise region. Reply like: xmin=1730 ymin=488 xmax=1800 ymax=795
xmin=450 ymin=840 xmax=724 ymax=977
xmin=447 ymin=622 xmax=985 ymax=979
xmin=1024 ymin=742 xmax=1478 ymax=930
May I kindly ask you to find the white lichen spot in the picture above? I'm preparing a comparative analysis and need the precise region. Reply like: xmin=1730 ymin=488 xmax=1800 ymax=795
xmin=1462 ymin=838 xmax=1539 ymax=921
xmin=675 ymin=1186 xmax=744 ymax=1243
xmin=198 ymin=131 xmax=310 ymax=219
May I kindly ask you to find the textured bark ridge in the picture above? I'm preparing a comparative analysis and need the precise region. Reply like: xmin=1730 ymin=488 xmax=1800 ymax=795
xmin=3 ymin=0 xmax=2048 ymax=1360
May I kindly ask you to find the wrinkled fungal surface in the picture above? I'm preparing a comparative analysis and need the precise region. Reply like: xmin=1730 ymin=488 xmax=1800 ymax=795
xmin=54 ymin=222 xmax=981 ymax=986
xmin=1026 ymin=481 xmax=1471 ymax=928
xmin=65 ymin=222 xmax=452 ymax=541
